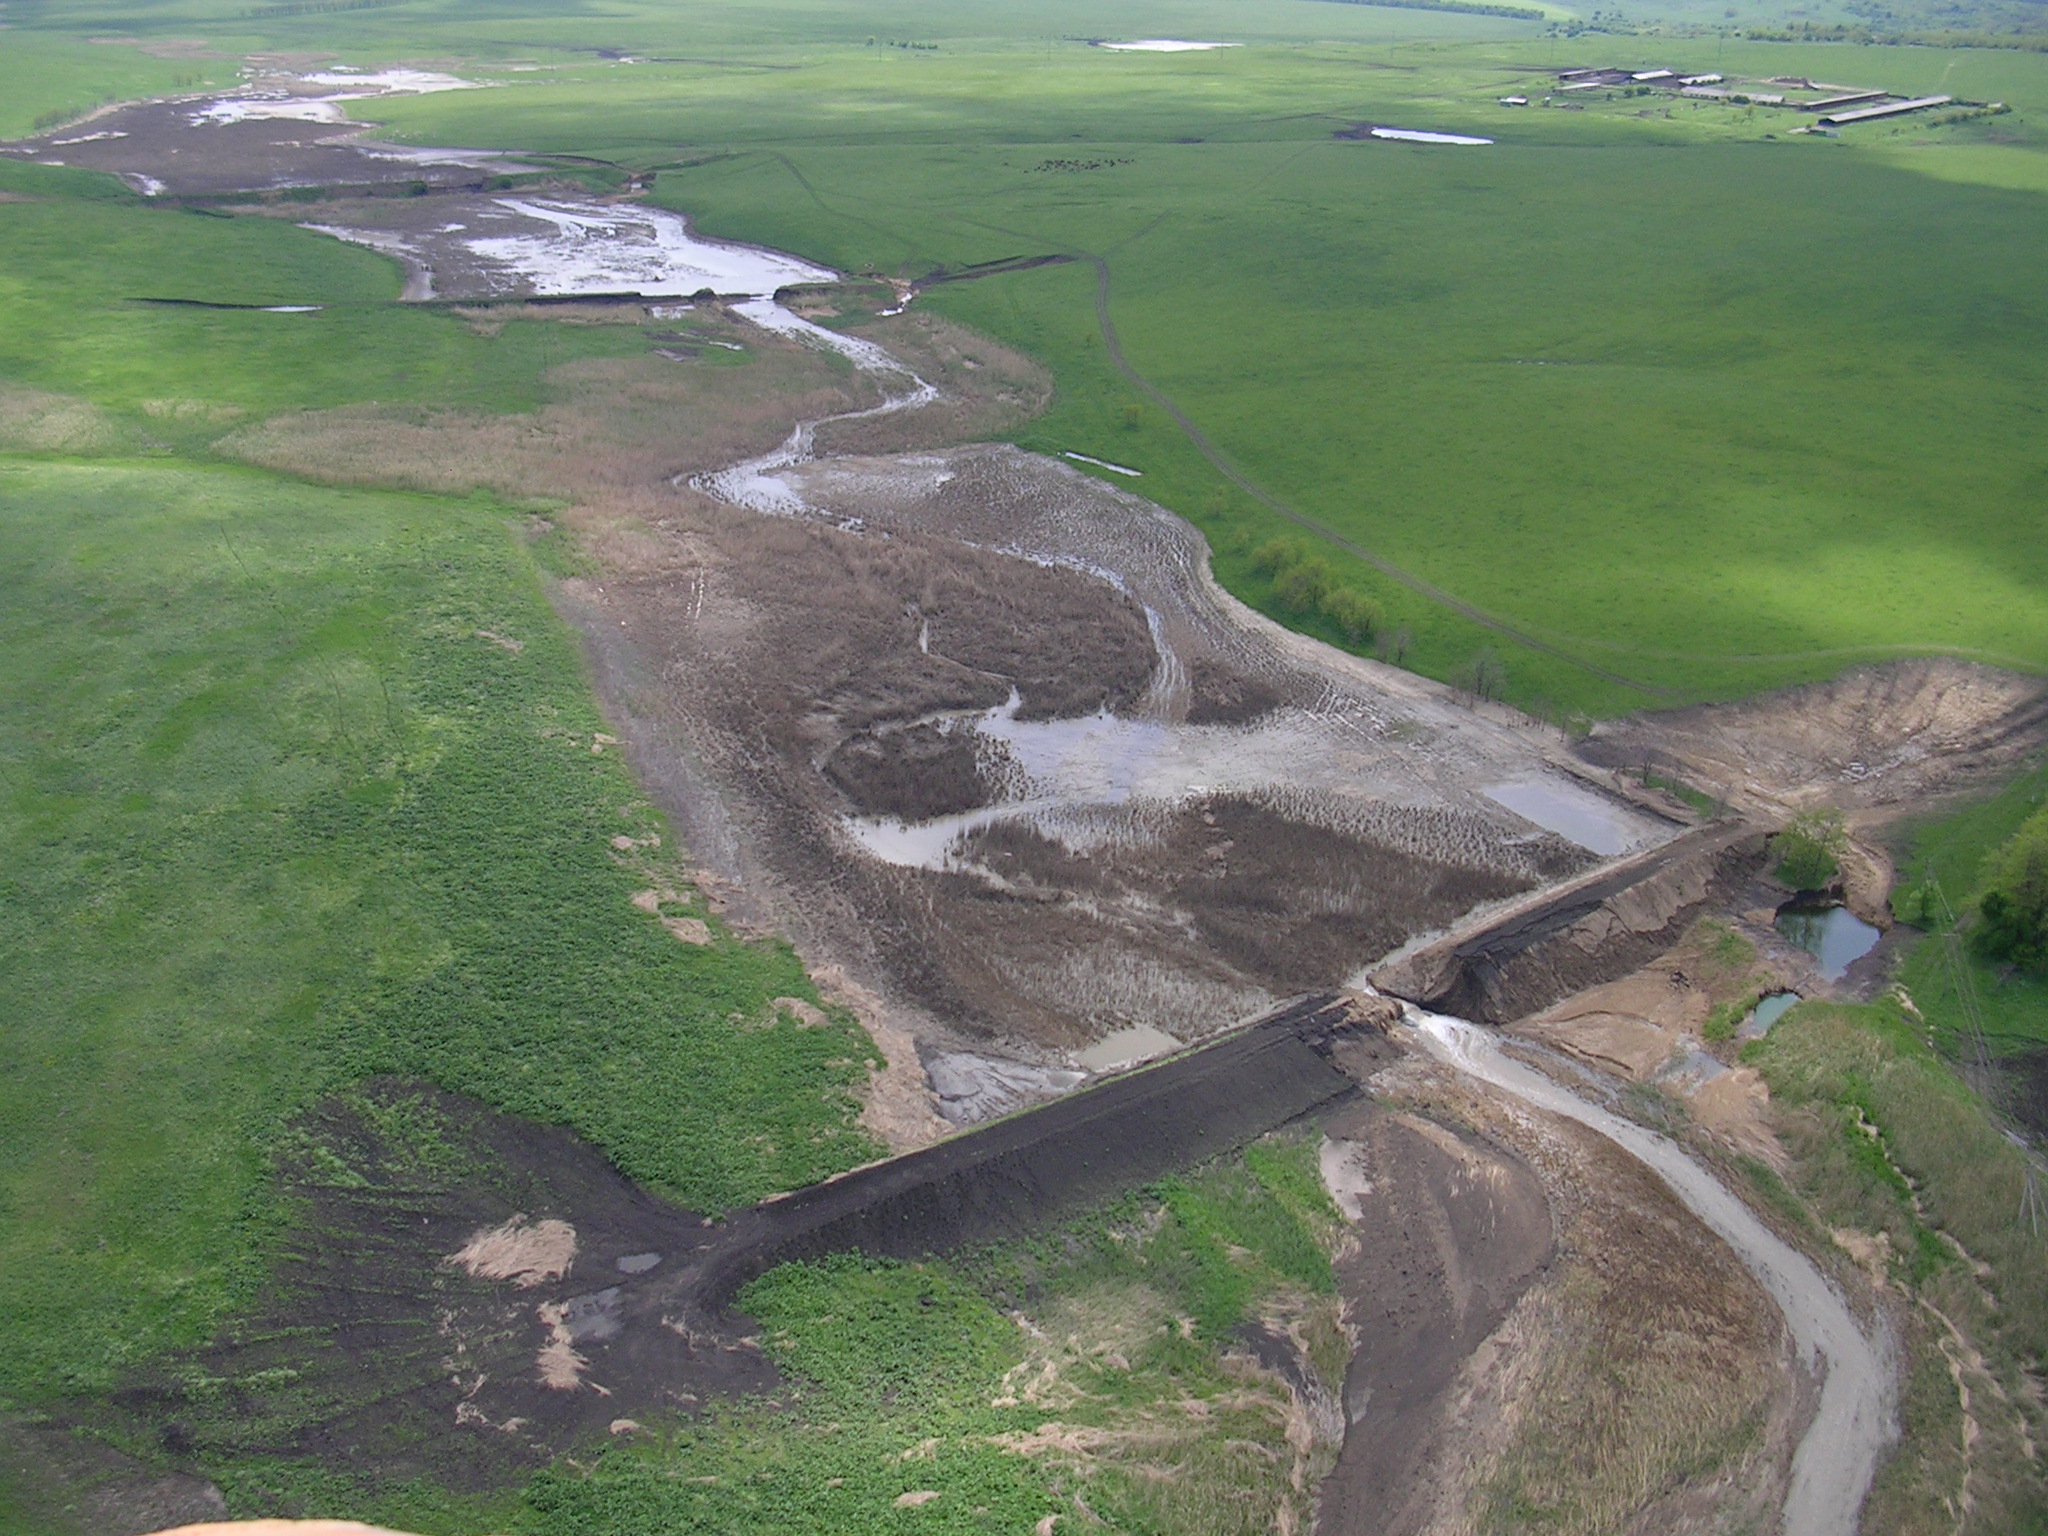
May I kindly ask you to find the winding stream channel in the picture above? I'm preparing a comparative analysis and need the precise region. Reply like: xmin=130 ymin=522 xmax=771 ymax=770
xmin=1412 ymin=1011 xmax=1896 ymax=1536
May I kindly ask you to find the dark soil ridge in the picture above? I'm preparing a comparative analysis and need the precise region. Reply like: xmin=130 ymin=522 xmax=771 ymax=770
xmin=685 ymin=991 xmax=1388 ymax=1309
xmin=108 ymin=995 xmax=1389 ymax=1494
xmin=1372 ymin=822 xmax=1770 ymax=1023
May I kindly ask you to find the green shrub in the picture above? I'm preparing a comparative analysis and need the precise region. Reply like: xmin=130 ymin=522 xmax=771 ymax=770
xmin=1972 ymin=804 xmax=2048 ymax=970
xmin=1772 ymin=807 xmax=1847 ymax=891
xmin=1272 ymin=555 xmax=1334 ymax=611
xmin=1321 ymin=586 xmax=1384 ymax=645
xmin=1248 ymin=538 xmax=1378 ymax=641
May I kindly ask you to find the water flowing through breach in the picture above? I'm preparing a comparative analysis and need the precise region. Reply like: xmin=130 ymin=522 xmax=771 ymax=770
xmin=1408 ymin=1009 xmax=1896 ymax=1536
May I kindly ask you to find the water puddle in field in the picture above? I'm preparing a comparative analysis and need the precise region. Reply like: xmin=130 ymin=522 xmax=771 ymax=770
xmin=1740 ymin=991 xmax=1801 ymax=1040
xmin=1776 ymin=903 xmax=1880 ymax=979
xmin=1098 ymin=39 xmax=1239 ymax=51
xmin=456 ymin=198 xmax=835 ymax=297
xmin=1063 ymin=451 xmax=1142 ymax=476
xmin=1481 ymin=774 xmax=1653 ymax=856
xmin=1075 ymin=1024 xmax=1182 ymax=1071
xmin=1369 ymin=127 xmax=1493 ymax=145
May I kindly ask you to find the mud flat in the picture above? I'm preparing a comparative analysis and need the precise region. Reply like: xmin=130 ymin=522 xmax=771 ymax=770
xmin=1 ymin=73 xmax=525 ymax=199
xmin=6 ymin=76 xmax=1688 ymax=1108
xmin=602 ymin=434 xmax=1680 ymax=1107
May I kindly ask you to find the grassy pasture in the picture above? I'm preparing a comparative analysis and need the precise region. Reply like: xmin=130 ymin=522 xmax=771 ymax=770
xmin=0 ymin=459 xmax=879 ymax=1415
xmin=358 ymin=31 xmax=2048 ymax=715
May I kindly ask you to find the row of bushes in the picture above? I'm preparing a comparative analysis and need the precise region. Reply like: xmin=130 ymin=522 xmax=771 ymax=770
xmin=1246 ymin=538 xmax=1385 ymax=646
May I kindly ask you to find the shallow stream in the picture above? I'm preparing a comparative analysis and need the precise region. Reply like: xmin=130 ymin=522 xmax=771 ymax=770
xmin=1410 ymin=1009 xmax=1893 ymax=1536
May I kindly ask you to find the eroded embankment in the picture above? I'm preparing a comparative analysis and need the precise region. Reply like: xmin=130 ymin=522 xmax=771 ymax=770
xmin=1372 ymin=822 xmax=1769 ymax=1023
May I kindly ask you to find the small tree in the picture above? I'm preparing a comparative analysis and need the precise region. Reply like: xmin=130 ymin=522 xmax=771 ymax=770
xmin=1247 ymin=538 xmax=1305 ymax=578
xmin=1388 ymin=624 xmax=1413 ymax=666
xmin=1972 ymin=806 xmax=2048 ymax=969
xmin=1771 ymin=807 xmax=1847 ymax=892
xmin=1322 ymin=587 xmax=1384 ymax=646
xmin=1119 ymin=402 xmax=1143 ymax=430
xmin=1465 ymin=648 xmax=1507 ymax=701
xmin=1273 ymin=557 xmax=1333 ymax=612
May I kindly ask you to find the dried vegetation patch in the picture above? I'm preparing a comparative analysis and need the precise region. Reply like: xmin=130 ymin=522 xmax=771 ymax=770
xmin=0 ymin=383 xmax=129 ymax=454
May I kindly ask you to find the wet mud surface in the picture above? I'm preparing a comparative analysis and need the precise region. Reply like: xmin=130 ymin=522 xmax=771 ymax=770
xmin=574 ymin=442 xmax=1654 ymax=1100
xmin=1314 ymin=1101 xmax=1553 ymax=1536
xmin=2 ymin=95 xmax=531 ymax=200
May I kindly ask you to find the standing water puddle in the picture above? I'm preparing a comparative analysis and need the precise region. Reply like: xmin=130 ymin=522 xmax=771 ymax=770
xmin=1785 ymin=909 xmax=1875 ymax=978
xmin=1076 ymin=1025 xmax=1182 ymax=1072
xmin=1481 ymin=774 xmax=1653 ymax=856
xmin=1741 ymin=991 xmax=1801 ymax=1039
xmin=1776 ymin=904 xmax=1880 ymax=979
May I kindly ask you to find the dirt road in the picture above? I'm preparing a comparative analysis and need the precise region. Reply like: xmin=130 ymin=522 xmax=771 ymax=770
xmin=1411 ymin=1010 xmax=1896 ymax=1536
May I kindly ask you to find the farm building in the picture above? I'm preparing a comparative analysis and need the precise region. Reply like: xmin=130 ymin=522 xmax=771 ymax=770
xmin=1818 ymin=94 xmax=1952 ymax=124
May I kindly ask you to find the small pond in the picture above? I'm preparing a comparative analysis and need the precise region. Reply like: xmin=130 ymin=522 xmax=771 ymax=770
xmin=1775 ymin=903 xmax=1881 ymax=980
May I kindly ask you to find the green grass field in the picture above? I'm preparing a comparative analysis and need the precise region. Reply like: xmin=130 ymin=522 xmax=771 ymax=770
xmin=5 ymin=3 xmax=2045 ymax=712
xmin=0 ymin=459 xmax=880 ymax=1421
xmin=371 ymin=32 xmax=2048 ymax=715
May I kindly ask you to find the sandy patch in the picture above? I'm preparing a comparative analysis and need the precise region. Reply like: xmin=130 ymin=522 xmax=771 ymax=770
xmin=1687 ymin=1063 xmax=1783 ymax=1167
xmin=448 ymin=1214 xmax=576 ymax=1288
xmin=662 ymin=915 xmax=712 ymax=945
xmin=814 ymin=965 xmax=952 ymax=1151
xmin=1521 ymin=1010 xmax=1677 ymax=1079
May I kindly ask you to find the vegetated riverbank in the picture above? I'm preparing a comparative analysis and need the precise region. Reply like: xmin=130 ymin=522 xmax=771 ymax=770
xmin=1471 ymin=850 xmax=2048 ymax=1532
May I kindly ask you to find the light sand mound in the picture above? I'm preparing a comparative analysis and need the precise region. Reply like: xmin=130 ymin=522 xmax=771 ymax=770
xmin=448 ymin=1214 xmax=576 ymax=1287
xmin=149 ymin=1524 xmax=435 ymax=1536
